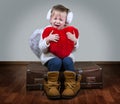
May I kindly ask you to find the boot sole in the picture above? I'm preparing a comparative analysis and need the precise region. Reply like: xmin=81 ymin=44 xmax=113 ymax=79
xmin=47 ymin=95 xmax=61 ymax=100
xmin=62 ymin=89 xmax=80 ymax=99
xmin=44 ymin=91 xmax=61 ymax=99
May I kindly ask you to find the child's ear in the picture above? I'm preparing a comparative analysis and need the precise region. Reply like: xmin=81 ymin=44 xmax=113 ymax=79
xmin=64 ymin=22 xmax=68 ymax=27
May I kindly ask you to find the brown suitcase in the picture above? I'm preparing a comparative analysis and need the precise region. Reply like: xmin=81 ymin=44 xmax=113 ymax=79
xmin=26 ymin=62 xmax=103 ymax=90
xmin=75 ymin=62 xmax=103 ymax=88
xmin=26 ymin=63 xmax=48 ymax=90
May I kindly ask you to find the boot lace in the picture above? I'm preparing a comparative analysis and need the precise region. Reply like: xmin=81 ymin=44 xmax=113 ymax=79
xmin=46 ymin=81 xmax=60 ymax=89
xmin=65 ymin=80 xmax=76 ymax=90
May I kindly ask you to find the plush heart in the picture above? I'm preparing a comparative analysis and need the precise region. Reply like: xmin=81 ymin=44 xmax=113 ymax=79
xmin=42 ymin=26 xmax=79 ymax=58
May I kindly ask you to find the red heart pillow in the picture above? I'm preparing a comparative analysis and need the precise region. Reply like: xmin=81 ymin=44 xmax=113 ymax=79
xmin=42 ymin=26 xmax=79 ymax=58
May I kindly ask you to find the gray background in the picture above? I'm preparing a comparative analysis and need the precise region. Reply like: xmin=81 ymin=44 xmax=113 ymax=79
xmin=0 ymin=0 xmax=120 ymax=61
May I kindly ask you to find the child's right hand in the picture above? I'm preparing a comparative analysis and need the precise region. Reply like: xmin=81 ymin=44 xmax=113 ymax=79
xmin=45 ymin=30 xmax=59 ymax=45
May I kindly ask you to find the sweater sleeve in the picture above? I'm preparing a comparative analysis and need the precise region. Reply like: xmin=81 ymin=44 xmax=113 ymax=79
xmin=39 ymin=30 xmax=50 ymax=53
xmin=74 ymin=39 xmax=79 ymax=48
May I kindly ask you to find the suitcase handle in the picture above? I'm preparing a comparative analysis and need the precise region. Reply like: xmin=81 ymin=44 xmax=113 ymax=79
xmin=77 ymin=68 xmax=102 ymax=73
xmin=83 ymin=68 xmax=99 ymax=72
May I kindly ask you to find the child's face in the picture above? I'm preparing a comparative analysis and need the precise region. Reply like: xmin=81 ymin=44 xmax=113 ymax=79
xmin=50 ymin=10 xmax=67 ymax=30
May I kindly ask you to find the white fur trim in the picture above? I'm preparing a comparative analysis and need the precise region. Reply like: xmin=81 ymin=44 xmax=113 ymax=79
xmin=46 ymin=9 xmax=51 ymax=20
xmin=67 ymin=11 xmax=73 ymax=24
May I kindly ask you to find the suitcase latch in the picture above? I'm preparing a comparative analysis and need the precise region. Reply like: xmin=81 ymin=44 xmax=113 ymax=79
xmin=34 ymin=78 xmax=44 ymax=84
xmin=86 ymin=76 xmax=96 ymax=83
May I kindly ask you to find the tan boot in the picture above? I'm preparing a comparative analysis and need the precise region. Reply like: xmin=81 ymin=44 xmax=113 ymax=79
xmin=62 ymin=71 xmax=81 ymax=98
xmin=44 ymin=71 xmax=60 ymax=99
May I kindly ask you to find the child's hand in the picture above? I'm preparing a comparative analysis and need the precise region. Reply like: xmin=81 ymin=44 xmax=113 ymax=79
xmin=66 ymin=31 xmax=77 ymax=45
xmin=45 ymin=30 xmax=59 ymax=45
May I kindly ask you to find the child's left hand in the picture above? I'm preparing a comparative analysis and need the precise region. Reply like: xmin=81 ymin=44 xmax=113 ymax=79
xmin=66 ymin=31 xmax=77 ymax=45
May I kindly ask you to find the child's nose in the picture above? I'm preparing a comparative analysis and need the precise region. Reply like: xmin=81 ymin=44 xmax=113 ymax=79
xmin=56 ymin=20 xmax=60 ymax=23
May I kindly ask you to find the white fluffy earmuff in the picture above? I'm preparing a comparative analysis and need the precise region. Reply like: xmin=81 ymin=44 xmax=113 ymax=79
xmin=46 ymin=9 xmax=73 ymax=24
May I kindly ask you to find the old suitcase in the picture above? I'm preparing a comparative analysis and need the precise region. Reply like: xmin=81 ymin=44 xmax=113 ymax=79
xmin=26 ymin=62 xmax=103 ymax=90
xmin=26 ymin=63 xmax=48 ymax=90
xmin=75 ymin=62 xmax=103 ymax=89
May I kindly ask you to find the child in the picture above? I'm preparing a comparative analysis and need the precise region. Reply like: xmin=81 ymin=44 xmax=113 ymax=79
xmin=39 ymin=4 xmax=81 ymax=99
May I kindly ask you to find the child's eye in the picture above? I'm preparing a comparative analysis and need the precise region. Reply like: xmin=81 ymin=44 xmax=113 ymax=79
xmin=60 ymin=19 xmax=63 ymax=21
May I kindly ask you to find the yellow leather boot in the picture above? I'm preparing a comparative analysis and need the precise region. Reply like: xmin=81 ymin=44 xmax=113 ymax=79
xmin=44 ymin=71 xmax=60 ymax=99
xmin=62 ymin=71 xmax=81 ymax=98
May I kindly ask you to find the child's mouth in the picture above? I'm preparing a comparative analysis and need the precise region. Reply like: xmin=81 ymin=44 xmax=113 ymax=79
xmin=54 ymin=24 xmax=60 ymax=28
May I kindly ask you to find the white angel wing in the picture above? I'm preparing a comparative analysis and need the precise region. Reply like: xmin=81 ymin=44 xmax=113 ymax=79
xmin=29 ymin=29 xmax=43 ymax=58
